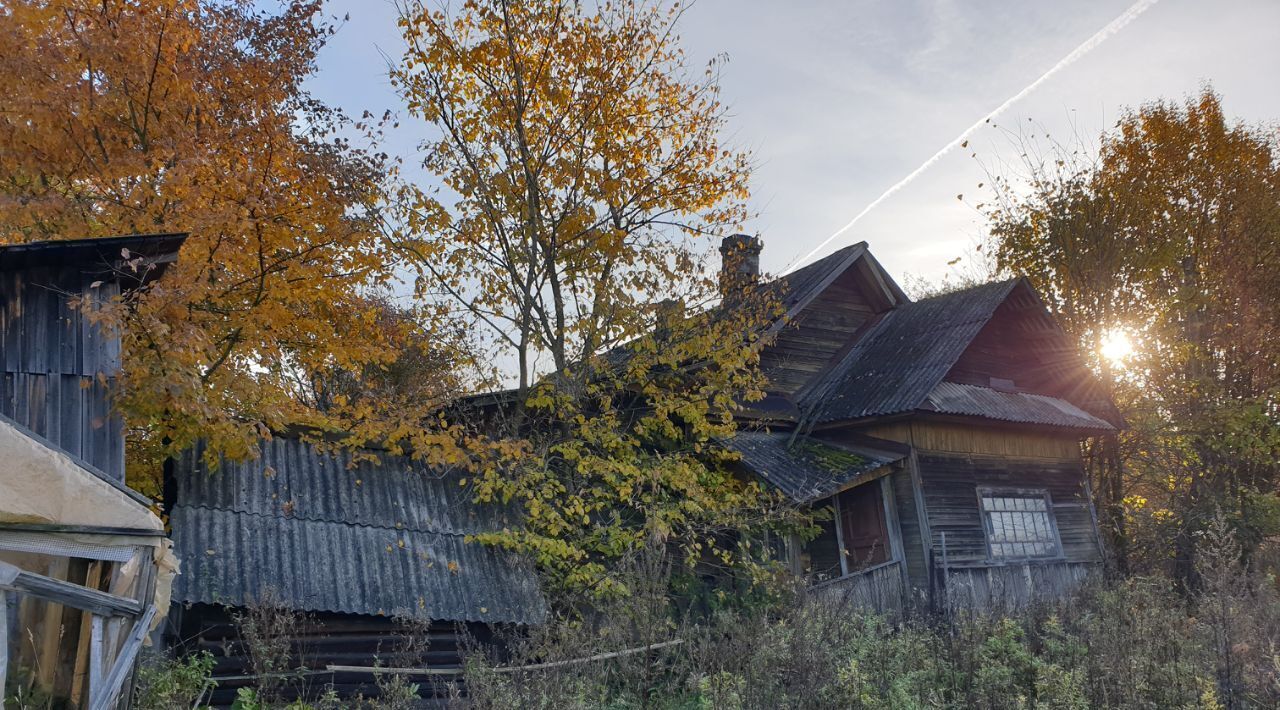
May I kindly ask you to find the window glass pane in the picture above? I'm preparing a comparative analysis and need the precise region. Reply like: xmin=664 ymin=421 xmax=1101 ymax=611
xmin=980 ymin=491 xmax=1058 ymax=559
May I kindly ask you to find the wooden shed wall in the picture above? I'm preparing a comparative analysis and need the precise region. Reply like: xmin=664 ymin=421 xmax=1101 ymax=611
xmin=0 ymin=266 xmax=124 ymax=480
xmin=173 ymin=604 xmax=489 ymax=707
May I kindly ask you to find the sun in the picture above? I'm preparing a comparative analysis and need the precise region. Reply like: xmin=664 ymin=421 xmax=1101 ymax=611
xmin=1099 ymin=329 xmax=1135 ymax=364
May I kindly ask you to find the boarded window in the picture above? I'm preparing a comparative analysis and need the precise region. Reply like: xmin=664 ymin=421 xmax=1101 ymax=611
xmin=979 ymin=489 xmax=1061 ymax=559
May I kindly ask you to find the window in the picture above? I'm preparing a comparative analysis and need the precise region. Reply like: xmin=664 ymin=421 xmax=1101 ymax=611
xmin=979 ymin=488 xmax=1061 ymax=559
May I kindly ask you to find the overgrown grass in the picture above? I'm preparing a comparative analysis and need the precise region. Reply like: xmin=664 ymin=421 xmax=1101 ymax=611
xmin=136 ymin=526 xmax=1280 ymax=708
xmin=454 ymin=527 xmax=1280 ymax=710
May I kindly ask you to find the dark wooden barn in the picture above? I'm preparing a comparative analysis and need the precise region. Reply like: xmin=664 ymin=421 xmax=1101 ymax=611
xmin=1 ymin=233 xmax=185 ymax=481
xmin=723 ymin=235 xmax=1118 ymax=613
xmin=165 ymin=436 xmax=546 ymax=706
xmin=0 ymin=234 xmax=186 ymax=709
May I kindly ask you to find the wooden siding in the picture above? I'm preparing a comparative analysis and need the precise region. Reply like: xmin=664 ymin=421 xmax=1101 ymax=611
xmin=174 ymin=605 xmax=486 ymax=707
xmin=0 ymin=266 xmax=123 ymax=377
xmin=809 ymin=559 xmax=906 ymax=617
xmin=761 ymin=261 xmax=884 ymax=395
xmin=0 ymin=266 xmax=125 ymax=480
xmin=917 ymin=452 xmax=1102 ymax=567
xmin=941 ymin=560 xmax=1096 ymax=614
xmin=859 ymin=419 xmax=1081 ymax=460
xmin=944 ymin=288 xmax=1076 ymax=395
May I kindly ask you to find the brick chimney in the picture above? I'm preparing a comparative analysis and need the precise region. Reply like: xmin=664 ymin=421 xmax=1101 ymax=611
xmin=719 ymin=234 xmax=763 ymax=300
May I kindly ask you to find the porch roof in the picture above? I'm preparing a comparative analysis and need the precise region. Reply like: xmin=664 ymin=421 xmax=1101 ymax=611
xmin=724 ymin=431 xmax=905 ymax=504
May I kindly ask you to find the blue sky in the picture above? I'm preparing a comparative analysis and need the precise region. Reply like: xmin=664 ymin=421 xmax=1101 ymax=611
xmin=304 ymin=0 xmax=1280 ymax=286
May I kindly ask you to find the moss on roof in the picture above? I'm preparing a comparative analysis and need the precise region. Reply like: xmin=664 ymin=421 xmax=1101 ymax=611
xmin=791 ymin=439 xmax=867 ymax=475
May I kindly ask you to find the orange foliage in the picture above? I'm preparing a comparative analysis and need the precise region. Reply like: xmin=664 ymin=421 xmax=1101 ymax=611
xmin=0 ymin=1 xmax=461 ymax=480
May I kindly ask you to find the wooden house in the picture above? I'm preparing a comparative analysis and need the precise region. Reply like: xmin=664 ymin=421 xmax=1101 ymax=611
xmin=0 ymin=234 xmax=185 ymax=709
xmin=722 ymin=235 xmax=1118 ymax=612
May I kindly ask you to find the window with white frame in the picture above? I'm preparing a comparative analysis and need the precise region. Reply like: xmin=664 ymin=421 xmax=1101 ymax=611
xmin=978 ymin=488 xmax=1061 ymax=559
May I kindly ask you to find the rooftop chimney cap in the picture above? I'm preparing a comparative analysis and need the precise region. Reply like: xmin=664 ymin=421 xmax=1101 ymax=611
xmin=719 ymin=233 xmax=763 ymax=257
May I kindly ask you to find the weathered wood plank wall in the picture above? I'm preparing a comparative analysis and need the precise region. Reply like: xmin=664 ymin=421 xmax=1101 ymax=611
xmin=809 ymin=559 xmax=906 ymax=617
xmin=0 ymin=266 xmax=125 ymax=480
xmin=941 ymin=560 xmax=1096 ymax=614
xmin=762 ymin=266 xmax=882 ymax=395
xmin=174 ymin=605 xmax=484 ymax=707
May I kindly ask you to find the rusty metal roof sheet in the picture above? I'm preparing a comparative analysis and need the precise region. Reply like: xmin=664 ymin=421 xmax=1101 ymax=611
xmin=169 ymin=437 xmax=545 ymax=625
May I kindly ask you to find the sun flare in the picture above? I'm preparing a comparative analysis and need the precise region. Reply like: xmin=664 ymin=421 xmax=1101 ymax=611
xmin=1100 ymin=329 xmax=1135 ymax=364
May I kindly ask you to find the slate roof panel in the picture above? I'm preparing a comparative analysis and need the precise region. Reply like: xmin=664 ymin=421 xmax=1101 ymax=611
xmin=724 ymin=431 xmax=904 ymax=504
xmin=805 ymin=279 xmax=1020 ymax=423
xmin=924 ymin=381 xmax=1115 ymax=431
xmin=169 ymin=506 xmax=545 ymax=625
xmin=168 ymin=436 xmax=544 ymax=625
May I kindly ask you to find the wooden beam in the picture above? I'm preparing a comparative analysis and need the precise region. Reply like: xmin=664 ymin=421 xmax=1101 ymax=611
xmin=327 ymin=639 xmax=687 ymax=677
xmin=0 ymin=589 xmax=9 ymax=699
xmin=0 ymin=561 xmax=141 ymax=618
xmin=88 ymin=604 xmax=156 ymax=710
xmin=89 ymin=615 xmax=105 ymax=701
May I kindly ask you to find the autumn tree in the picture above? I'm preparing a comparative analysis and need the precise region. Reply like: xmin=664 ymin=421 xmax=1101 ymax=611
xmin=392 ymin=0 xmax=791 ymax=594
xmin=0 ymin=0 xmax=462 ymax=484
xmin=981 ymin=88 xmax=1280 ymax=581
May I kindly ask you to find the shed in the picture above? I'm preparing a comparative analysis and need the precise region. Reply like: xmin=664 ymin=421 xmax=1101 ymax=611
xmin=166 ymin=436 xmax=546 ymax=705
xmin=0 ymin=234 xmax=185 ymax=709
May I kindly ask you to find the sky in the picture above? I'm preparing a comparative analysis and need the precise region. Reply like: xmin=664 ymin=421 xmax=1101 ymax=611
xmin=303 ymin=0 xmax=1280 ymax=288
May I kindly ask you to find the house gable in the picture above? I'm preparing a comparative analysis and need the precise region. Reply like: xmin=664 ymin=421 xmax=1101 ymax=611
xmin=942 ymin=280 xmax=1122 ymax=425
xmin=759 ymin=244 xmax=906 ymax=398
xmin=799 ymin=276 xmax=1116 ymax=433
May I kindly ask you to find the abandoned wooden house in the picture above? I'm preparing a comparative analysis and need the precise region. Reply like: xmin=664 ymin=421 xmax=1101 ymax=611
xmin=0 ymin=234 xmax=186 ymax=709
xmin=1 ymin=230 xmax=1117 ymax=706
xmin=721 ymin=234 xmax=1119 ymax=613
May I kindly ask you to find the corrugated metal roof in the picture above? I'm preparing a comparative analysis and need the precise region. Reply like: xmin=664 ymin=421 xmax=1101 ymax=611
xmin=169 ymin=437 xmax=545 ymax=625
xmin=805 ymin=279 xmax=1020 ymax=423
xmin=923 ymin=381 xmax=1114 ymax=431
xmin=169 ymin=506 xmax=545 ymax=625
xmin=724 ymin=431 xmax=904 ymax=503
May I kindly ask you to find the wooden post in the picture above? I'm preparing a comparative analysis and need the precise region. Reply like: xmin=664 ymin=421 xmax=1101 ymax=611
xmin=89 ymin=614 xmax=105 ymax=701
xmin=939 ymin=531 xmax=950 ymax=615
xmin=88 ymin=605 xmax=156 ymax=710
xmin=879 ymin=475 xmax=909 ymax=610
xmin=1 ymin=589 xmax=9 ymax=698
xmin=71 ymin=561 xmax=105 ymax=704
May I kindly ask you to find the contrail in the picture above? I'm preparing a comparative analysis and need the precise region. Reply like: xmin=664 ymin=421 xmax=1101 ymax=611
xmin=786 ymin=0 xmax=1161 ymax=273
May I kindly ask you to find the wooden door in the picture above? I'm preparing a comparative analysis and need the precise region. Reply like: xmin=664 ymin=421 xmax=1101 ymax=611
xmin=838 ymin=483 xmax=889 ymax=571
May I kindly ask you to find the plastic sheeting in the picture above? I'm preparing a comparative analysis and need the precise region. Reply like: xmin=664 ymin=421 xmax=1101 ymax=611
xmin=0 ymin=416 xmax=161 ymax=532
xmin=0 ymin=416 xmax=176 ymax=630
